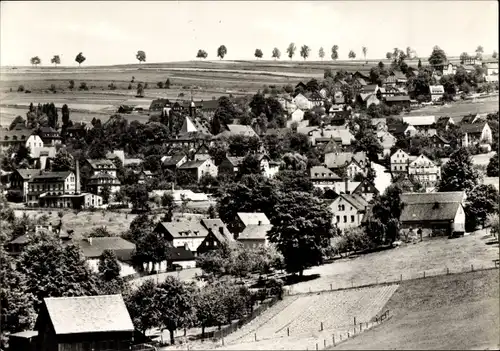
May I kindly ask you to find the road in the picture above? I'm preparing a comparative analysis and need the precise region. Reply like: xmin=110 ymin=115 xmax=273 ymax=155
xmin=372 ymin=163 xmax=391 ymax=194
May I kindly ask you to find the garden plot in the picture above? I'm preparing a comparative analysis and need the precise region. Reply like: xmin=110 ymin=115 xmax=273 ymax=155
xmin=219 ymin=285 xmax=398 ymax=350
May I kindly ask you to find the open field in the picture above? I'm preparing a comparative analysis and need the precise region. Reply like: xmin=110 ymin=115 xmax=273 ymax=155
xmin=441 ymin=152 xmax=496 ymax=167
xmin=286 ymin=231 xmax=498 ymax=294
xmin=330 ymin=269 xmax=499 ymax=350
xmin=405 ymin=96 xmax=499 ymax=118
xmin=12 ymin=209 xmax=143 ymax=240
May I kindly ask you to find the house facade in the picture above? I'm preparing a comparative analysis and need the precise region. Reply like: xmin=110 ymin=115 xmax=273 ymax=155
xmin=461 ymin=122 xmax=493 ymax=147
xmin=79 ymin=237 xmax=136 ymax=277
xmin=429 ymin=85 xmax=445 ymax=101
xmin=408 ymin=154 xmax=441 ymax=186
xmin=155 ymin=220 xmax=209 ymax=253
xmin=9 ymin=169 xmax=40 ymax=202
xmin=391 ymin=149 xmax=415 ymax=174
xmin=310 ymin=166 xmax=342 ymax=189
xmin=178 ymin=158 xmax=218 ymax=181
xmin=329 ymin=194 xmax=369 ymax=231
xmin=293 ymin=93 xmax=313 ymax=110
xmin=26 ymin=171 xmax=76 ymax=206
xmin=377 ymin=131 xmax=397 ymax=156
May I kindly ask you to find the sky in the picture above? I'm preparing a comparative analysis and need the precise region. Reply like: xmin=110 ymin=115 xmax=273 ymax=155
xmin=0 ymin=1 xmax=498 ymax=66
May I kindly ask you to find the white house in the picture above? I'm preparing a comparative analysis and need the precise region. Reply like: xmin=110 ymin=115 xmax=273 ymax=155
xmin=178 ymin=158 xmax=218 ymax=181
xmin=442 ymin=63 xmax=457 ymax=76
xmin=377 ymin=131 xmax=397 ymax=157
xmin=391 ymin=149 xmax=416 ymax=174
xmin=155 ymin=220 xmax=209 ymax=252
xmin=461 ymin=122 xmax=493 ymax=147
xmin=329 ymin=194 xmax=369 ymax=231
xmin=483 ymin=62 xmax=499 ymax=82
xmin=290 ymin=108 xmax=305 ymax=123
xmin=293 ymin=93 xmax=313 ymax=110
xmin=25 ymin=134 xmax=44 ymax=150
xmin=429 ymin=85 xmax=445 ymax=101
xmin=408 ymin=154 xmax=441 ymax=185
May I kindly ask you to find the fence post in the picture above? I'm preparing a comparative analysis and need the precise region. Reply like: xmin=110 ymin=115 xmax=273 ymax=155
xmin=423 ymin=271 xmax=426 ymax=278
xmin=447 ymin=267 xmax=449 ymax=275
xmin=254 ymin=333 xmax=257 ymax=342
xmin=316 ymin=343 xmax=318 ymax=350
xmin=333 ymin=335 xmax=335 ymax=345
xmin=471 ymin=264 xmax=474 ymax=272
xmin=353 ymin=316 xmax=356 ymax=325
xmin=321 ymin=322 xmax=324 ymax=331
xmin=324 ymin=339 xmax=327 ymax=348
xmin=330 ymin=283 xmax=333 ymax=290
xmin=287 ymin=327 xmax=290 ymax=336
xmin=400 ymin=274 xmax=402 ymax=282
xmin=360 ymin=322 xmax=362 ymax=331
xmin=347 ymin=331 xmax=350 ymax=338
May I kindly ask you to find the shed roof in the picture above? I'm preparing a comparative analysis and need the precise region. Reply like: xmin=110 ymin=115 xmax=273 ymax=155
xmin=461 ymin=122 xmax=488 ymax=134
xmin=42 ymin=294 xmax=134 ymax=335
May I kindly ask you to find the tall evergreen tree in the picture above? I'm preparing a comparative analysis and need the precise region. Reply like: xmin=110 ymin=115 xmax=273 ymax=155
xmin=438 ymin=148 xmax=479 ymax=193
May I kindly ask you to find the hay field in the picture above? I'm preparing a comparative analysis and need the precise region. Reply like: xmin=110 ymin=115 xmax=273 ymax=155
xmin=286 ymin=231 xmax=498 ymax=294
xmin=331 ymin=269 xmax=499 ymax=350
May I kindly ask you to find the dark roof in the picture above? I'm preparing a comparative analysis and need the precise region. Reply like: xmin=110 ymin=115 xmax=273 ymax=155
xmin=42 ymin=294 xmax=134 ymax=335
xmin=166 ymin=246 xmax=195 ymax=261
xmin=340 ymin=194 xmax=369 ymax=211
xmin=157 ymin=221 xmax=209 ymax=239
xmin=149 ymin=98 xmax=171 ymax=111
xmin=400 ymin=192 xmax=465 ymax=205
xmin=360 ymin=84 xmax=378 ymax=93
xmin=78 ymin=237 xmax=135 ymax=261
xmin=15 ymin=168 xmax=40 ymax=180
xmin=310 ymin=166 xmax=342 ymax=181
xmin=39 ymin=127 xmax=60 ymax=138
xmin=238 ymin=224 xmax=273 ymax=240
xmin=178 ymin=159 xmax=208 ymax=169
xmin=401 ymin=202 xmax=461 ymax=222
xmin=461 ymin=122 xmax=488 ymax=134
xmin=322 ymin=138 xmax=342 ymax=154
xmin=432 ymin=134 xmax=450 ymax=144
xmin=163 ymin=154 xmax=186 ymax=166
xmin=30 ymin=171 xmax=72 ymax=182
xmin=224 ymin=156 xmax=245 ymax=166
xmin=385 ymin=95 xmax=411 ymax=102
xmin=1 ymin=127 xmax=33 ymax=142
xmin=200 ymin=218 xmax=234 ymax=244
xmin=265 ymin=128 xmax=290 ymax=138
xmin=86 ymin=158 xmax=116 ymax=169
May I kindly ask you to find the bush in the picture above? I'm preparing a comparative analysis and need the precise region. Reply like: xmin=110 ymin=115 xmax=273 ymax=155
xmin=25 ymin=90 xmax=31 ymax=94
xmin=69 ymin=80 xmax=75 ymax=90
xmin=17 ymin=85 xmax=24 ymax=92
xmin=49 ymin=84 xmax=57 ymax=93
xmin=144 ymin=82 xmax=148 ymax=89
xmin=79 ymin=82 xmax=88 ymax=91
xmin=108 ymin=82 xmax=116 ymax=90
xmin=157 ymin=81 xmax=164 ymax=89
xmin=128 ymin=83 xmax=132 ymax=90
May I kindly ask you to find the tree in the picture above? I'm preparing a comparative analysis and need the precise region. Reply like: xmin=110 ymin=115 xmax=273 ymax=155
xmin=406 ymin=46 xmax=413 ymax=59
xmin=217 ymin=45 xmax=227 ymax=59
xmin=9 ymin=116 xmax=26 ymax=130
xmin=136 ymin=50 xmax=146 ymax=63
xmin=194 ymin=284 xmax=226 ymax=337
xmin=136 ymin=83 xmax=144 ymax=97
xmin=272 ymin=47 xmax=281 ymax=60
xmin=465 ymin=184 xmax=499 ymax=229
xmin=238 ymin=154 xmax=262 ymax=178
xmin=75 ymin=52 xmax=86 ymax=67
xmin=100 ymin=184 xmax=111 ymax=204
xmin=51 ymin=149 xmax=74 ymax=172
xmin=156 ymin=277 xmax=197 ymax=345
xmin=331 ymin=45 xmax=339 ymax=60
xmin=300 ymin=45 xmax=310 ymax=60
xmin=486 ymin=213 xmax=499 ymax=238
xmin=287 ymin=42 xmax=296 ymax=59
xmin=123 ymin=184 xmax=150 ymax=212
xmin=126 ymin=279 xmax=161 ymax=335
xmin=165 ymin=78 xmax=171 ymax=88
xmin=98 ymin=249 xmax=121 ymax=281
xmin=460 ymin=52 xmax=469 ymax=64
xmin=51 ymin=55 xmax=61 ymax=67
xmin=30 ymin=56 xmax=41 ymax=67
xmin=318 ymin=47 xmax=325 ymax=60
xmin=438 ymin=148 xmax=479 ymax=193
xmin=196 ymin=49 xmax=208 ymax=59
xmin=362 ymin=46 xmax=367 ymax=61
xmin=475 ymin=45 xmax=484 ymax=60
xmin=348 ymin=50 xmax=356 ymax=60
xmin=493 ymin=51 xmax=498 ymax=59
xmin=487 ymin=153 xmax=498 ymax=177
xmin=267 ymin=192 xmax=333 ymax=276
xmin=386 ymin=52 xmax=393 ymax=59
xmin=428 ymin=45 xmax=447 ymax=71
xmin=17 ymin=233 xmax=99 ymax=309
xmin=254 ymin=48 xmax=263 ymax=59
xmin=418 ymin=58 xmax=422 ymax=69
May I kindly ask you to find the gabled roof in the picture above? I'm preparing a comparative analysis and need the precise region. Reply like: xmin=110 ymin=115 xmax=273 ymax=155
xmin=460 ymin=122 xmax=488 ymax=134
xmin=1 ymin=127 xmax=33 ymax=142
xmin=149 ymin=98 xmax=171 ymax=111
xmin=360 ymin=84 xmax=379 ymax=94
xmin=336 ymin=193 xmax=369 ymax=211
xmin=237 ymin=212 xmax=270 ymax=226
xmin=180 ymin=116 xmax=198 ymax=133
xmin=15 ymin=168 xmax=40 ymax=180
xmin=238 ymin=224 xmax=273 ymax=240
xmin=224 ymin=156 xmax=245 ymax=166
xmin=217 ymin=124 xmax=258 ymax=138
xmin=400 ymin=191 xmax=465 ymax=205
xmin=409 ymin=154 xmax=437 ymax=167
xmin=30 ymin=171 xmax=73 ymax=182
xmin=86 ymin=158 xmax=116 ymax=169
xmin=390 ymin=70 xmax=407 ymax=80
xmin=322 ymin=138 xmax=342 ymax=154
xmin=178 ymin=159 xmax=209 ymax=169
xmin=310 ymin=166 xmax=342 ymax=181
xmin=157 ymin=221 xmax=209 ymax=239
xmin=332 ymin=181 xmax=361 ymax=194
xmin=432 ymin=134 xmax=450 ymax=144
xmin=324 ymin=152 xmax=354 ymax=169
xmin=41 ymin=295 xmax=134 ymax=335
xmin=78 ymin=237 xmax=135 ymax=261
xmin=166 ymin=246 xmax=195 ymax=261
xmin=402 ymin=116 xmax=437 ymax=127
xmin=385 ymin=95 xmax=411 ymax=102
xmin=200 ymin=218 xmax=234 ymax=244
xmin=163 ymin=154 xmax=187 ymax=167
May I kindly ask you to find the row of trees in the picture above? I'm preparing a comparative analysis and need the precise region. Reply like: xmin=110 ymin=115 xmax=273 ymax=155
xmin=30 ymin=53 xmax=86 ymax=67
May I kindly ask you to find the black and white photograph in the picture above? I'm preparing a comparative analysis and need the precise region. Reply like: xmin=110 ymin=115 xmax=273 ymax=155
xmin=0 ymin=1 xmax=499 ymax=350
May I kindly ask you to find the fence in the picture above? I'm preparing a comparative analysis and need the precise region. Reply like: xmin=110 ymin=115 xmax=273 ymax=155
xmin=284 ymin=261 xmax=499 ymax=296
xmin=204 ymin=295 xmax=281 ymax=341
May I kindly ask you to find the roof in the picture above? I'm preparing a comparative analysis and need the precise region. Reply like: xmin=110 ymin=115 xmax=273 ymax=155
xmin=163 ymin=154 xmax=187 ymax=166
xmin=90 ymin=172 xmax=116 ymax=180
xmin=265 ymin=128 xmax=291 ymax=138
xmin=217 ymin=124 xmax=258 ymax=138
xmin=400 ymin=192 xmax=465 ymax=205
xmin=123 ymin=158 xmax=143 ymax=166
xmin=332 ymin=181 xmax=361 ymax=194
xmin=30 ymin=171 xmax=72 ymax=182
xmin=238 ymin=224 xmax=273 ymax=240
xmin=158 ymin=221 xmax=209 ymax=239
xmin=385 ymin=95 xmax=411 ymax=102
xmin=9 ymin=330 xmax=38 ymax=339
xmin=15 ymin=168 xmax=40 ymax=180
xmin=39 ymin=127 xmax=61 ymax=138
xmin=461 ymin=122 xmax=488 ymax=134
xmin=429 ymin=85 xmax=445 ymax=94
xmin=149 ymin=98 xmax=171 ymax=111
xmin=432 ymin=134 xmax=450 ymax=144
xmin=78 ymin=237 xmax=136 ymax=261
xmin=322 ymin=138 xmax=342 ymax=154
xmin=338 ymin=194 xmax=369 ymax=211
xmin=360 ymin=84 xmax=378 ymax=93
xmin=225 ymin=156 xmax=245 ymax=166
xmin=178 ymin=159 xmax=208 ymax=169
xmin=1 ymin=127 xmax=33 ymax=142
xmin=310 ymin=166 xmax=342 ymax=181
xmin=402 ymin=116 xmax=437 ymax=127
xmin=324 ymin=151 xmax=366 ymax=169
xmin=42 ymin=294 xmax=134 ymax=335
xmin=31 ymin=146 xmax=57 ymax=159
xmin=86 ymin=158 xmax=116 ymax=169
xmin=166 ymin=246 xmax=195 ymax=261
xmin=9 ymin=233 xmax=31 ymax=245
xmin=237 ymin=212 xmax=270 ymax=226
xmin=200 ymin=218 xmax=234 ymax=243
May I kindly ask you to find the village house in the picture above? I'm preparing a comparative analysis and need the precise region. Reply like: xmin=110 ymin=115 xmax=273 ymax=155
xmin=9 ymin=168 xmax=41 ymax=202
xmin=435 ymin=116 xmax=455 ymax=130
xmin=331 ymin=178 xmax=379 ymax=202
xmin=38 ymin=127 xmax=62 ymax=146
xmin=483 ymin=62 xmax=499 ymax=82
xmin=65 ymin=122 xmax=88 ymax=138
xmin=137 ymin=170 xmax=154 ymax=184
xmin=429 ymin=85 xmax=445 ymax=101
xmin=442 ymin=63 xmax=457 ymax=76
xmin=30 ymin=146 xmax=57 ymax=170
xmin=408 ymin=154 xmax=442 ymax=186
xmin=216 ymin=124 xmax=259 ymax=139
xmin=178 ymin=158 xmax=218 ymax=181
xmin=400 ymin=191 xmax=466 ymax=238
xmin=383 ymin=70 xmax=408 ymax=87
xmin=387 ymin=122 xmax=418 ymax=138
xmin=155 ymin=219 xmax=209 ymax=253
xmin=460 ymin=121 xmax=493 ymax=147
xmin=26 ymin=170 xmax=76 ymax=206
xmin=310 ymin=165 xmax=342 ymax=189
xmin=162 ymin=153 xmax=188 ymax=170
xmin=377 ymin=130 xmax=397 ymax=156
xmin=25 ymin=134 xmax=44 ymax=149
xmin=84 ymin=159 xmax=121 ymax=195
xmin=0 ymin=125 xmax=33 ymax=151
xmin=237 ymin=222 xmax=273 ymax=249
xmin=34 ymin=295 xmax=135 ymax=351
xmin=229 ymin=212 xmax=271 ymax=240
xmin=78 ymin=237 xmax=136 ymax=277
xmin=292 ymin=93 xmax=314 ymax=110
xmin=329 ymin=193 xmax=369 ymax=232
xmin=289 ymin=108 xmax=305 ymax=124
xmin=324 ymin=151 xmax=368 ymax=180
xmin=298 ymin=126 xmax=356 ymax=147
xmin=197 ymin=218 xmax=234 ymax=255
xmin=305 ymin=91 xmax=324 ymax=107
xmin=7 ymin=223 xmax=62 ymax=256
xmin=384 ymin=95 xmax=411 ymax=109
xmin=390 ymin=149 xmax=416 ymax=174
xmin=430 ymin=134 xmax=451 ymax=148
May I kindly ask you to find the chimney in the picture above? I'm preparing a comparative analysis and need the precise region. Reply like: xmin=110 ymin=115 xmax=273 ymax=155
xmin=87 ymin=237 xmax=92 ymax=245
xmin=75 ymin=159 xmax=81 ymax=195
xmin=258 ymin=220 xmax=262 ymax=226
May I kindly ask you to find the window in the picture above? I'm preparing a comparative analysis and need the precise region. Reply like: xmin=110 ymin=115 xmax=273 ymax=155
xmin=351 ymin=215 xmax=355 ymax=222
xmin=343 ymin=216 xmax=347 ymax=223
xmin=336 ymin=215 xmax=340 ymax=223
